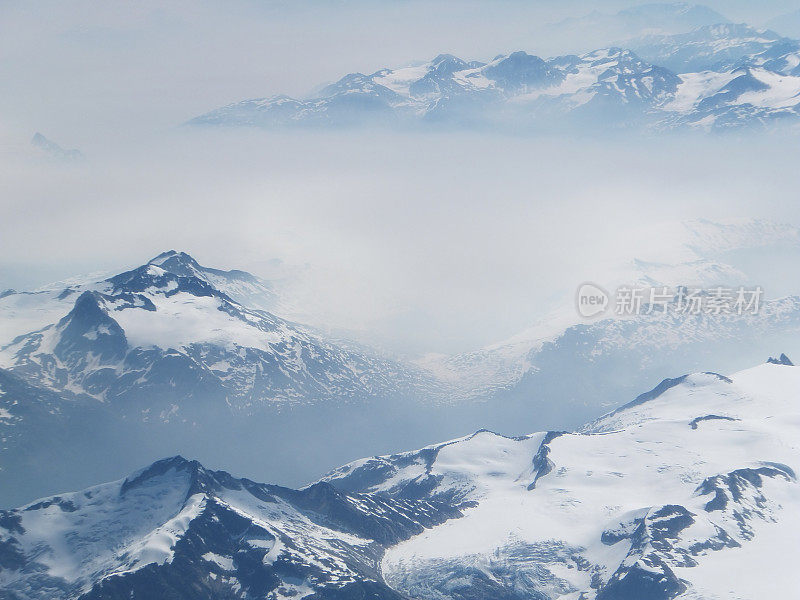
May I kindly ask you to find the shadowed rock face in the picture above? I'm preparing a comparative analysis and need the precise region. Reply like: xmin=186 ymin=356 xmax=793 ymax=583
xmin=54 ymin=292 xmax=128 ymax=365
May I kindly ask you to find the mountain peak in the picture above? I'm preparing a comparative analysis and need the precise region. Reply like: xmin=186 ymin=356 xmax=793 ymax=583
xmin=431 ymin=53 xmax=462 ymax=64
xmin=107 ymin=255 xmax=220 ymax=298
xmin=148 ymin=249 xmax=202 ymax=270
xmin=120 ymin=455 xmax=210 ymax=497
xmin=428 ymin=53 xmax=469 ymax=74
xmin=149 ymin=249 xmax=180 ymax=261
xmin=30 ymin=132 xmax=84 ymax=160
xmin=144 ymin=251 xmax=262 ymax=286
xmin=767 ymin=353 xmax=794 ymax=365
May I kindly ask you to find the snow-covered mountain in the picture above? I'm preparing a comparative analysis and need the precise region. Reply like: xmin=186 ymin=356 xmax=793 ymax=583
xmin=3 ymin=360 xmax=798 ymax=599
xmin=188 ymin=23 xmax=800 ymax=133
xmin=628 ymin=23 xmax=789 ymax=73
xmin=0 ymin=250 xmax=280 ymax=344
xmin=0 ymin=250 xmax=429 ymax=412
xmin=323 ymin=361 xmax=800 ymax=600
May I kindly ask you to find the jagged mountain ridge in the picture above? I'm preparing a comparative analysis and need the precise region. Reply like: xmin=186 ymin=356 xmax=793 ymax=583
xmin=0 ymin=456 xmax=465 ymax=600
xmin=2 ymin=360 xmax=797 ymax=599
xmin=188 ymin=23 xmax=800 ymax=132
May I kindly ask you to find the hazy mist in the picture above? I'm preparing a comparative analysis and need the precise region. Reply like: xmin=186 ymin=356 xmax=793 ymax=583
xmin=3 ymin=0 xmax=800 ymax=357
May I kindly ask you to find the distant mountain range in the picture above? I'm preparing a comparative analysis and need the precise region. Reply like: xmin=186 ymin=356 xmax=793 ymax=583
xmin=188 ymin=23 xmax=800 ymax=133
xmin=2 ymin=360 xmax=797 ymax=599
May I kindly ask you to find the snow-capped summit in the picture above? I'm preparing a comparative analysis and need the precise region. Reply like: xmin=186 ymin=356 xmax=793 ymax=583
xmin=0 ymin=251 xmax=427 ymax=411
xmin=132 ymin=250 xmax=280 ymax=312
xmin=0 ymin=251 xmax=280 ymax=345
